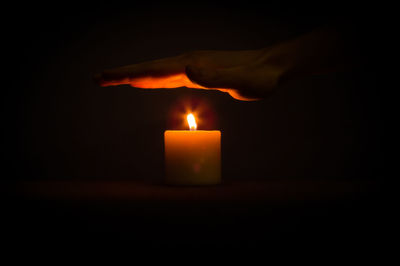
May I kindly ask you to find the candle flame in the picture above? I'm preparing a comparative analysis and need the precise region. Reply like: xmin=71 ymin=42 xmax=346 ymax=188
xmin=187 ymin=113 xmax=197 ymax=131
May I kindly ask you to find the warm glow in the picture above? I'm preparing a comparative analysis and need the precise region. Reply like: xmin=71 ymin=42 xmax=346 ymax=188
xmin=187 ymin=113 xmax=197 ymax=130
xmin=100 ymin=72 xmax=257 ymax=101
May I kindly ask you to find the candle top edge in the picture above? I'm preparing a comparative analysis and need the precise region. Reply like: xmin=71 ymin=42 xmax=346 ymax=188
xmin=164 ymin=130 xmax=221 ymax=132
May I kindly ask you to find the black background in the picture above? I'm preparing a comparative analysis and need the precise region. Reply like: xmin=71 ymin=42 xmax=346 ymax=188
xmin=3 ymin=2 xmax=384 ymax=181
xmin=2 ymin=1 xmax=387 ymax=251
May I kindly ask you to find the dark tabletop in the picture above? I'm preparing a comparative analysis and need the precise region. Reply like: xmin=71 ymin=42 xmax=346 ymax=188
xmin=6 ymin=178 xmax=385 ymax=249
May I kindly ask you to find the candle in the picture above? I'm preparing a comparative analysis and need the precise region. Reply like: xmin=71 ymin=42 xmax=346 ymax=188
xmin=164 ymin=113 xmax=221 ymax=185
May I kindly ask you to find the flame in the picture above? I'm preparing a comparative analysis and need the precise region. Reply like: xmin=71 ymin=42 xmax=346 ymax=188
xmin=187 ymin=113 xmax=197 ymax=131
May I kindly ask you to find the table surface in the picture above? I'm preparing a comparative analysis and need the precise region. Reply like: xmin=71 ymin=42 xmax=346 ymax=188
xmin=6 ymin=178 xmax=384 ymax=248
xmin=12 ymin=178 xmax=375 ymax=201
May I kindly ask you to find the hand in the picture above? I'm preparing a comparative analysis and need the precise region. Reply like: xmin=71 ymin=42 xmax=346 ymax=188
xmin=95 ymin=24 xmax=351 ymax=101
xmin=95 ymin=48 xmax=290 ymax=101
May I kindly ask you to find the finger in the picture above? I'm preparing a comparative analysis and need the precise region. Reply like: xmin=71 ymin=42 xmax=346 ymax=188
xmin=219 ymin=89 xmax=260 ymax=101
xmin=97 ymin=55 xmax=187 ymax=86
xmin=96 ymin=49 xmax=262 ymax=87
xmin=186 ymin=65 xmax=264 ymax=101
xmin=129 ymin=73 xmax=206 ymax=89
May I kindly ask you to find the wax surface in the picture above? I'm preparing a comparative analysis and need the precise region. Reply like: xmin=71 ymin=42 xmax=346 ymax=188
xmin=164 ymin=130 xmax=221 ymax=185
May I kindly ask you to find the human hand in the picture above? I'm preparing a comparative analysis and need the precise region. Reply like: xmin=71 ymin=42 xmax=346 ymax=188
xmin=95 ymin=24 xmax=354 ymax=101
xmin=95 ymin=48 xmax=290 ymax=101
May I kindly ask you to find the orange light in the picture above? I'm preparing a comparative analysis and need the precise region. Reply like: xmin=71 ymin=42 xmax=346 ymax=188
xmin=187 ymin=113 xmax=197 ymax=131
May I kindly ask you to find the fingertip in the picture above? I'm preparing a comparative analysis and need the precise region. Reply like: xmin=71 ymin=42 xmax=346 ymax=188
xmin=93 ymin=72 xmax=124 ymax=87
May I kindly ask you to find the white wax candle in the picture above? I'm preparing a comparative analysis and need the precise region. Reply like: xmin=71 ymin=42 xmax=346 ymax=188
xmin=164 ymin=114 xmax=221 ymax=185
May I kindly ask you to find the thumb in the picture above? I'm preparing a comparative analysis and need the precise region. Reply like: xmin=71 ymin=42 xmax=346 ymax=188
xmin=185 ymin=65 xmax=243 ymax=89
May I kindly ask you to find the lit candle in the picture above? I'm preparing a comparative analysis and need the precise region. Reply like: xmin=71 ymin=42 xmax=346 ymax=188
xmin=164 ymin=113 xmax=221 ymax=185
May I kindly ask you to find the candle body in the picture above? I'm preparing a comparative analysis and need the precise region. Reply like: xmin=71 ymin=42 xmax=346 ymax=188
xmin=164 ymin=130 xmax=221 ymax=185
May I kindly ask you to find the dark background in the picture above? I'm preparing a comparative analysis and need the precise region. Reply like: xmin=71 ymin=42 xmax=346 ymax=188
xmin=3 ymin=2 xmax=384 ymax=182
xmin=2 ymin=1 xmax=387 ymax=250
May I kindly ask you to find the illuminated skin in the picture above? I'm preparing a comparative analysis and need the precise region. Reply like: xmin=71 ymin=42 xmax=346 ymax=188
xmin=95 ymin=24 xmax=353 ymax=101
